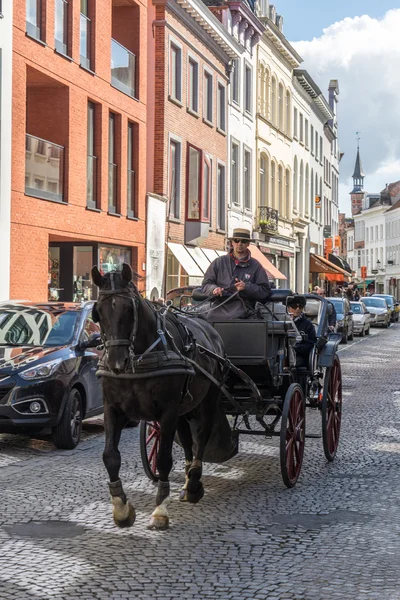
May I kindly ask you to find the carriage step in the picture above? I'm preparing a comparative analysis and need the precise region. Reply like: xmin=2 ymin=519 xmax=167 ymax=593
xmin=305 ymin=433 xmax=322 ymax=439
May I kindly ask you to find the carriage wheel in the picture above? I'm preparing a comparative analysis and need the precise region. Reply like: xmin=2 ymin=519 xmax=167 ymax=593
xmin=321 ymin=355 xmax=342 ymax=461
xmin=139 ymin=420 xmax=160 ymax=482
xmin=280 ymin=383 xmax=306 ymax=488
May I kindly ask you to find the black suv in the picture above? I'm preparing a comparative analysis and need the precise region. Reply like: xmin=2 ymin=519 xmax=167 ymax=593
xmin=326 ymin=297 xmax=354 ymax=344
xmin=0 ymin=301 xmax=103 ymax=448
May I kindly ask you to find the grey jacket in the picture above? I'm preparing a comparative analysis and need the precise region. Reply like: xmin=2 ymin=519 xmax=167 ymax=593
xmin=201 ymin=252 xmax=271 ymax=319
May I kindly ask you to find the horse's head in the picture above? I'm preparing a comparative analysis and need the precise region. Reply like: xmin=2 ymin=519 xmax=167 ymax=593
xmin=91 ymin=263 xmax=138 ymax=374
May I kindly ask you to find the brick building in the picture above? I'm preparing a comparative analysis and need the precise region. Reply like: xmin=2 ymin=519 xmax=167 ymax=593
xmin=147 ymin=0 xmax=241 ymax=293
xmin=11 ymin=0 xmax=147 ymax=302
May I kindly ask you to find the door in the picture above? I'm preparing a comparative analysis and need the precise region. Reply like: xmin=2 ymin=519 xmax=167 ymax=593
xmin=79 ymin=314 xmax=103 ymax=412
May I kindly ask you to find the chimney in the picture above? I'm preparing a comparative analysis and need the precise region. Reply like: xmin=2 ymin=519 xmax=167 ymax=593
xmin=269 ymin=4 xmax=276 ymax=23
xmin=275 ymin=14 xmax=283 ymax=31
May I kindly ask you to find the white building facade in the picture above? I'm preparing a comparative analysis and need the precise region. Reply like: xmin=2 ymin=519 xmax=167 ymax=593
xmin=0 ymin=2 xmax=13 ymax=300
xmin=226 ymin=1 xmax=264 ymax=239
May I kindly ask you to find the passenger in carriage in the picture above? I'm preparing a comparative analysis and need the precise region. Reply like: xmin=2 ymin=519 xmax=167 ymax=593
xmin=287 ymin=295 xmax=317 ymax=370
xmin=200 ymin=228 xmax=271 ymax=320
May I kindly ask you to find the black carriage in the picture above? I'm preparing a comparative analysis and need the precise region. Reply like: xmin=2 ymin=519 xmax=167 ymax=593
xmin=140 ymin=290 xmax=342 ymax=488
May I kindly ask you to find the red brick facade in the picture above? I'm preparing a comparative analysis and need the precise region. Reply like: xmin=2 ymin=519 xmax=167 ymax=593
xmin=11 ymin=0 xmax=147 ymax=301
xmin=151 ymin=0 xmax=229 ymax=251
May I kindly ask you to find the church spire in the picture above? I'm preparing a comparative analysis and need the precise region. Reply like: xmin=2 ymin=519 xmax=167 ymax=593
xmin=351 ymin=134 xmax=364 ymax=193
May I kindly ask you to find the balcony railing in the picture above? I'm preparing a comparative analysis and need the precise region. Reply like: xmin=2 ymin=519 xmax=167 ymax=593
xmin=127 ymin=168 xmax=136 ymax=218
xmin=258 ymin=206 xmax=278 ymax=232
xmin=111 ymin=39 xmax=136 ymax=99
xmin=87 ymin=155 xmax=97 ymax=209
xmin=108 ymin=163 xmax=118 ymax=213
xmin=25 ymin=134 xmax=64 ymax=203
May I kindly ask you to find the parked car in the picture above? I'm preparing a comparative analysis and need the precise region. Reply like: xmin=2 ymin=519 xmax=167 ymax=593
xmin=372 ymin=294 xmax=399 ymax=323
xmin=326 ymin=297 xmax=354 ymax=344
xmin=0 ymin=301 xmax=103 ymax=449
xmin=360 ymin=297 xmax=390 ymax=328
xmin=350 ymin=301 xmax=371 ymax=337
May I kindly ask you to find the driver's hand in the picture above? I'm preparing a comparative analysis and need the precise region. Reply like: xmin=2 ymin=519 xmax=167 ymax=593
xmin=235 ymin=278 xmax=246 ymax=291
xmin=213 ymin=287 xmax=224 ymax=296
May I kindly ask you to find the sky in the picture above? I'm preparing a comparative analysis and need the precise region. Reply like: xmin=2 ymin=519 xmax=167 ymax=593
xmin=273 ymin=1 xmax=400 ymax=215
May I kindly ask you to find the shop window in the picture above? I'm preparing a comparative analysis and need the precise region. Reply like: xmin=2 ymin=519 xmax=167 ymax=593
xmin=99 ymin=245 xmax=131 ymax=274
xmin=48 ymin=247 xmax=61 ymax=301
xmin=73 ymin=246 xmax=94 ymax=301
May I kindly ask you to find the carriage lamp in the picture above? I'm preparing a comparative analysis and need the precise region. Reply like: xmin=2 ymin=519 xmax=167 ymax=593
xmin=20 ymin=358 xmax=63 ymax=380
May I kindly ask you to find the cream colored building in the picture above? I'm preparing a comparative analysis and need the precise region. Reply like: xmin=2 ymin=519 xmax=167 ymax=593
xmin=254 ymin=5 xmax=301 ymax=289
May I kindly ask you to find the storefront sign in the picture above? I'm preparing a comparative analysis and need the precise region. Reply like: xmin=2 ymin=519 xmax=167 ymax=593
xmin=266 ymin=236 xmax=293 ymax=247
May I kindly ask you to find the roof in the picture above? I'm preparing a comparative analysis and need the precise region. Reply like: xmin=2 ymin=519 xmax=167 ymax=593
xmin=293 ymin=69 xmax=333 ymax=121
xmin=352 ymin=149 xmax=365 ymax=179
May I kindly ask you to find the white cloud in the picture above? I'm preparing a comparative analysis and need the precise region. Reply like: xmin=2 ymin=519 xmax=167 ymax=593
xmin=292 ymin=9 xmax=400 ymax=214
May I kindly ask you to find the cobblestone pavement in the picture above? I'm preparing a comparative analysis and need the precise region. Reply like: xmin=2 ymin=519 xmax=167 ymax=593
xmin=1 ymin=326 xmax=400 ymax=600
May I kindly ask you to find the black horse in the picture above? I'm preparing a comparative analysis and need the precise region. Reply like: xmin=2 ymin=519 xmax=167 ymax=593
xmin=91 ymin=264 xmax=227 ymax=529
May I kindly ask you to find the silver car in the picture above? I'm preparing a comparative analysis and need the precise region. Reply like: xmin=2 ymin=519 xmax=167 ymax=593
xmin=360 ymin=297 xmax=390 ymax=328
xmin=350 ymin=301 xmax=371 ymax=336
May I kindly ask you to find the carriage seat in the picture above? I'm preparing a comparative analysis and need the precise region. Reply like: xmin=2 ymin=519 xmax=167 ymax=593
xmin=304 ymin=299 xmax=320 ymax=332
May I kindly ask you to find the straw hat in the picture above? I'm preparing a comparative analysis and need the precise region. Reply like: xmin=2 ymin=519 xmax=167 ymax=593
xmin=228 ymin=228 xmax=254 ymax=242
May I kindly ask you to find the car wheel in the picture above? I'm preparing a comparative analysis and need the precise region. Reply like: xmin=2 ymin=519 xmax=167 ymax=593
xmin=365 ymin=325 xmax=370 ymax=335
xmin=384 ymin=318 xmax=389 ymax=329
xmin=52 ymin=388 xmax=83 ymax=450
xmin=360 ymin=327 xmax=365 ymax=337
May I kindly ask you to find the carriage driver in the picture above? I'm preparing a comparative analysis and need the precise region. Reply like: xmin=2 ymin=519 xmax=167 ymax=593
xmin=200 ymin=228 xmax=272 ymax=320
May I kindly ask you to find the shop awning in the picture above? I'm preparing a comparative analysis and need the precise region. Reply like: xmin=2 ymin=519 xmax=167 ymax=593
xmin=250 ymin=244 xmax=287 ymax=280
xmin=328 ymin=253 xmax=352 ymax=275
xmin=167 ymin=243 xmax=204 ymax=277
xmin=310 ymin=254 xmax=351 ymax=278
xmin=365 ymin=279 xmax=375 ymax=285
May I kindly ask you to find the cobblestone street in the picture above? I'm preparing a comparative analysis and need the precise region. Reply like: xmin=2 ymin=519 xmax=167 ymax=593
xmin=0 ymin=326 xmax=400 ymax=600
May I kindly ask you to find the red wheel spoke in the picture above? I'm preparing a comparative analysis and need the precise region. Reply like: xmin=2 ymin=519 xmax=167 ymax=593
xmin=146 ymin=429 xmax=158 ymax=445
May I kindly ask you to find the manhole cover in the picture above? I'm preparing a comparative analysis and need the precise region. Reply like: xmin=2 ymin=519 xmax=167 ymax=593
xmin=3 ymin=521 xmax=85 ymax=539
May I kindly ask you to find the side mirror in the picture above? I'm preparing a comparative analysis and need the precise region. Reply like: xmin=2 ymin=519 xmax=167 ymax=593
xmin=365 ymin=311 xmax=370 ymax=315
xmin=80 ymin=332 xmax=102 ymax=350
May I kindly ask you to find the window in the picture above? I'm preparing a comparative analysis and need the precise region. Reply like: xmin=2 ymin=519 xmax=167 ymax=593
xmin=285 ymin=168 xmax=290 ymax=218
xmin=278 ymin=83 xmax=284 ymax=130
xmin=310 ymin=168 xmax=314 ymax=219
xmin=299 ymin=113 xmax=304 ymax=142
xmin=285 ymin=91 xmax=290 ymax=135
xmin=55 ymin=0 xmax=69 ymax=55
xmin=305 ymin=119 xmax=309 ymax=147
xmin=26 ymin=0 xmax=42 ymax=41
xmin=293 ymin=107 xmax=298 ymax=138
xmin=188 ymin=58 xmax=198 ymax=114
xmin=170 ymin=42 xmax=182 ymax=102
xmin=311 ymin=125 xmax=314 ymax=154
xmin=168 ymin=139 xmax=181 ymax=220
xmin=299 ymin=160 xmax=304 ymax=214
xmin=293 ymin=157 xmax=298 ymax=211
xmin=305 ymin=165 xmax=309 ymax=215
xmin=244 ymin=149 xmax=251 ymax=210
xmin=127 ymin=122 xmax=137 ymax=218
xmin=231 ymin=59 xmax=239 ymax=104
xmin=87 ymin=102 xmax=97 ymax=209
xmin=278 ymin=165 xmax=283 ymax=208
xmin=203 ymin=155 xmax=211 ymax=222
xmin=217 ymin=84 xmax=226 ymax=132
xmin=108 ymin=113 xmax=118 ymax=213
xmin=217 ymin=164 xmax=226 ymax=231
xmin=315 ymin=131 xmax=319 ymax=160
xmin=271 ymin=78 xmax=276 ymax=125
xmin=259 ymin=155 xmax=268 ymax=207
xmin=231 ymin=141 xmax=239 ymax=206
xmin=80 ymin=0 xmax=92 ymax=70
xmin=204 ymin=71 xmax=213 ymax=123
xmin=245 ymin=65 xmax=252 ymax=114
xmin=319 ymin=136 xmax=323 ymax=162
xmin=187 ymin=146 xmax=201 ymax=219
xmin=271 ymin=161 xmax=276 ymax=209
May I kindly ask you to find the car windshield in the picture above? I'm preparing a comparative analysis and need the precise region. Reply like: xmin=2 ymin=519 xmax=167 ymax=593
xmin=350 ymin=303 xmax=362 ymax=314
xmin=374 ymin=295 xmax=393 ymax=306
xmin=362 ymin=298 xmax=386 ymax=308
xmin=329 ymin=300 xmax=344 ymax=312
xmin=0 ymin=307 xmax=79 ymax=346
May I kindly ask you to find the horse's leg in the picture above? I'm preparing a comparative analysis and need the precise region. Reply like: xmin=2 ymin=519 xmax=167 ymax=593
xmin=148 ymin=411 xmax=178 ymax=530
xmin=184 ymin=386 xmax=217 ymax=504
xmin=102 ymin=401 xmax=135 ymax=528
xmin=176 ymin=416 xmax=194 ymax=501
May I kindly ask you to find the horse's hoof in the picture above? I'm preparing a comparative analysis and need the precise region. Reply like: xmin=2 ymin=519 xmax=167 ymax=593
xmin=179 ymin=489 xmax=188 ymax=502
xmin=113 ymin=503 xmax=136 ymax=528
xmin=185 ymin=483 xmax=204 ymax=504
xmin=147 ymin=515 xmax=169 ymax=530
